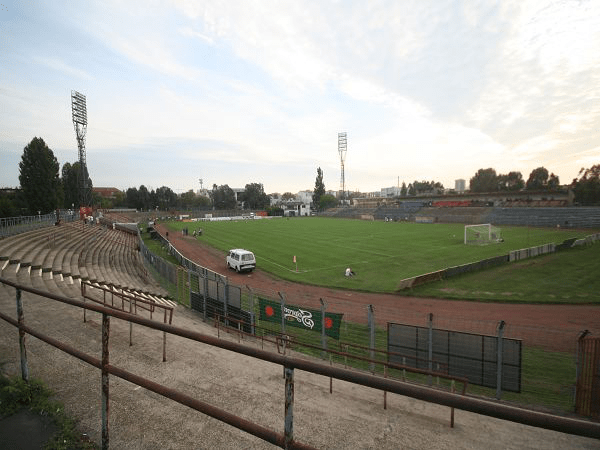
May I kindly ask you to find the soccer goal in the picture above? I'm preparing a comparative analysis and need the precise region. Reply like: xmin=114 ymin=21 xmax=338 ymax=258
xmin=464 ymin=223 xmax=503 ymax=245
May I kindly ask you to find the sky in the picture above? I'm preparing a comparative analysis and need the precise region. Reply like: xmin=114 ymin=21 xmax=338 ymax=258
xmin=1 ymin=1 xmax=599 ymax=195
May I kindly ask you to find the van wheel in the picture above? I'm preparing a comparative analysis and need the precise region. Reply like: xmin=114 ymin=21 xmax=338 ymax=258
xmin=235 ymin=266 xmax=240 ymax=273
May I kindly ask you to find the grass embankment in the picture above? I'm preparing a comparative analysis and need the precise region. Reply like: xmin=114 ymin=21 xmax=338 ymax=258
xmin=408 ymin=242 xmax=600 ymax=303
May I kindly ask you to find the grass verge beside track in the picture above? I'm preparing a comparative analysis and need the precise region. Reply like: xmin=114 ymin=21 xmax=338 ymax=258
xmin=407 ymin=242 xmax=600 ymax=303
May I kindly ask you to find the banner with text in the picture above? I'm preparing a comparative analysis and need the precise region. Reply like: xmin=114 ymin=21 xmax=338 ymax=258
xmin=259 ymin=298 xmax=343 ymax=340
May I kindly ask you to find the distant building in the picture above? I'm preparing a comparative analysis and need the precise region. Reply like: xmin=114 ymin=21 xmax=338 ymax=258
xmin=296 ymin=190 xmax=313 ymax=204
xmin=281 ymin=201 xmax=310 ymax=217
xmin=93 ymin=187 xmax=122 ymax=200
xmin=455 ymin=179 xmax=466 ymax=193
xmin=381 ymin=186 xmax=402 ymax=198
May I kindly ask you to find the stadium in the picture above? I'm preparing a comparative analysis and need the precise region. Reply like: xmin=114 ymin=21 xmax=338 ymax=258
xmin=4 ymin=2 xmax=600 ymax=447
xmin=1 ymin=202 xmax=600 ymax=448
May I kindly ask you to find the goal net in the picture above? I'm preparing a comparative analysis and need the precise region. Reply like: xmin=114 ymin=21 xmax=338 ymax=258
xmin=464 ymin=223 xmax=502 ymax=245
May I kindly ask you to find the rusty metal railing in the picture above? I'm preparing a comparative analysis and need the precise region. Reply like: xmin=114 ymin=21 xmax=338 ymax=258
xmin=1 ymin=277 xmax=600 ymax=450
xmin=81 ymin=280 xmax=173 ymax=362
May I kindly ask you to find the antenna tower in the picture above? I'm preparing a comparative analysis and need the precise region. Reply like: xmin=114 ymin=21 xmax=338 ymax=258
xmin=71 ymin=90 xmax=91 ymax=207
xmin=338 ymin=132 xmax=347 ymax=202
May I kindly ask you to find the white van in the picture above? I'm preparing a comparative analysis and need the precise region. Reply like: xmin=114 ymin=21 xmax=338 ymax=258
xmin=226 ymin=249 xmax=256 ymax=273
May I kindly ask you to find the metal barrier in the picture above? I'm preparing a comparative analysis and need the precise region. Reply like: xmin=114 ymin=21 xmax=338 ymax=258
xmin=0 ymin=212 xmax=76 ymax=238
xmin=2 ymin=277 xmax=600 ymax=449
xmin=81 ymin=280 xmax=173 ymax=362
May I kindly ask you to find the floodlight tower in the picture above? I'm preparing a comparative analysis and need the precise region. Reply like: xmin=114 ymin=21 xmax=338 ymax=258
xmin=338 ymin=132 xmax=347 ymax=203
xmin=71 ymin=90 xmax=91 ymax=207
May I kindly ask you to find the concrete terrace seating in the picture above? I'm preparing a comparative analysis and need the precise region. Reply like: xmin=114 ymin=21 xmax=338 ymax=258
xmin=0 ymin=226 xmax=60 ymax=265
xmin=332 ymin=207 xmax=378 ymax=219
xmin=0 ymin=221 xmax=170 ymax=305
xmin=483 ymin=207 xmax=600 ymax=229
xmin=374 ymin=202 xmax=426 ymax=221
xmin=416 ymin=206 xmax=492 ymax=224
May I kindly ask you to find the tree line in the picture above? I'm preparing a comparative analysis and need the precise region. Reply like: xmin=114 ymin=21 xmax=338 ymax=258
xmin=0 ymin=137 xmax=276 ymax=217
xmin=468 ymin=167 xmax=560 ymax=193
xmin=2 ymin=137 xmax=599 ymax=218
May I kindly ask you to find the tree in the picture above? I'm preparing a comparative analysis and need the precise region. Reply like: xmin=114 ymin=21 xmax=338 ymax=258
xmin=125 ymin=187 xmax=139 ymax=209
xmin=410 ymin=180 xmax=444 ymax=195
xmin=244 ymin=183 xmax=270 ymax=209
xmin=400 ymin=182 xmax=407 ymax=196
xmin=210 ymin=184 xmax=236 ymax=210
xmin=312 ymin=167 xmax=326 ymax=209
xmin=319 ymin=194 xmax=338 ymax=210
xmin=138 ymin=185 xmax=151 ymax=210
xmin=497 ymin=171 xmax=524 ymax=191
xmin=178 ymin=190 xmax=197 ymax=209
xmin=526 ymin=167 xmax=549 ymax=190
xmin=155 ymin=186 xmax=177 ymax=210
xmin=61 ymin=162 xmax=90 ymax=209
xmin=112 ymin=190 xmax=126 ymax=208
xmin=469 ymin=168 xmax=498 ymax=193
xmin=0 ymin=189 xmax=24 ymax=218
xmin=18 ymin=137 xmax=62 ymax=215
xmin=525 ymin=167 xmax=549 ymax=190
xmin=572 ymin=165 xmax=600 ymax=205
xmin=547 ymin=172 xmax=560 ymax=189
xmin=178 ymin=190 xmax=211 ymax=209
xmin=282 ymin=192 xmax=296 ymax=201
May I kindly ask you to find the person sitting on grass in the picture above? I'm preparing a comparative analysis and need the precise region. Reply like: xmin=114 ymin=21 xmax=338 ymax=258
xmin=345 ymin=267 xmax=355 ymax=277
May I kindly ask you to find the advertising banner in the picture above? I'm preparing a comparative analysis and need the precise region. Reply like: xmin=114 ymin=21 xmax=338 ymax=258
xmin=259 ymin=298 xmax=343 ymax=339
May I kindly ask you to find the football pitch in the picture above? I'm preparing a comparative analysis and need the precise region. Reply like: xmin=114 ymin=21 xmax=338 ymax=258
xmin=170 ymin=217 xmax=590 ymax=293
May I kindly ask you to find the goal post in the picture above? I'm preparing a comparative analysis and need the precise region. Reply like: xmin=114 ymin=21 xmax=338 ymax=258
xmin=464 ymin=223 xmax=502 ymax=245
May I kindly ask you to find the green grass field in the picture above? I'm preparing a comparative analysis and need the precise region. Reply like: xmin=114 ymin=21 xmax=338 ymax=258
xmin=166 ymin=217 xmax=598 ymax=297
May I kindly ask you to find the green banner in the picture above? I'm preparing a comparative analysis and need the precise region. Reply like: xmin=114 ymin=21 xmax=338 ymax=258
xmin=259 ymin=298 xmax=343 ymax=339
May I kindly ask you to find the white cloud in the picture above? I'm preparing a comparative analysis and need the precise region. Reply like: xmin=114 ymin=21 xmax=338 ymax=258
xmin=179 ymin=26 xmax=214 ymax=45
xmin=32 ymin=56 xmax=94 ymax=81
xmin=574 ymin=148 xmax=600 ymax=169
xmin=511 ymin=135 xmax=559 ymax=163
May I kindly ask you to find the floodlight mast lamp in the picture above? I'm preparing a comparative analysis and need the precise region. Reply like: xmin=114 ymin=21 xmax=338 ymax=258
xmin=71 ymin=90 xmax=91 ymax=207
xmin=338 ymin=132 xmax=347 ymax=203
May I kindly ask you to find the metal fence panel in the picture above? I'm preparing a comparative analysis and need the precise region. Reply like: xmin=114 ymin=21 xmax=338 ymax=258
xmin=228 ymin=285 xmax=241 ymax=309
xmin=389 ymin=323 xmax=522 ymax=392
xmin=207 ymin=279 xmax=218 ymax=301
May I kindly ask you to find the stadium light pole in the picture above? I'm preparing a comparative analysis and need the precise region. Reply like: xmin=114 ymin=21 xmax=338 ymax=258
xmin=71 ymin=90 xmax=91 ymax=208
xmin=338 ymin=132 xmax=347 ymax=205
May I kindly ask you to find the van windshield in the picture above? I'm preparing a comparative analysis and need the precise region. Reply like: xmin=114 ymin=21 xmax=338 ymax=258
xmin=241 ymin=254 xmax=254 ymax=262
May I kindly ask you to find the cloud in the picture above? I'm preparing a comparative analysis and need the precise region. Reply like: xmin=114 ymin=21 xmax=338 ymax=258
xmin=179 ymin=26 xmax=214 ymax=45
xmin=574 ymin=148 xmax=600 ymax=169
xmin=31 ymin=56 xmax=94 ymax=81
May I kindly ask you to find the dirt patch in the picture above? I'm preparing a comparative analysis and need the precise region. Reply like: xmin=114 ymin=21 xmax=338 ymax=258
xmin=0 ymin=409 xmax=58 ymax=449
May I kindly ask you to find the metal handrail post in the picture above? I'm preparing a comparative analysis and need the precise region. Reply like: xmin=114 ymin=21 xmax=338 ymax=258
xmin=16 ymin=288 xmax=29 ymax=382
